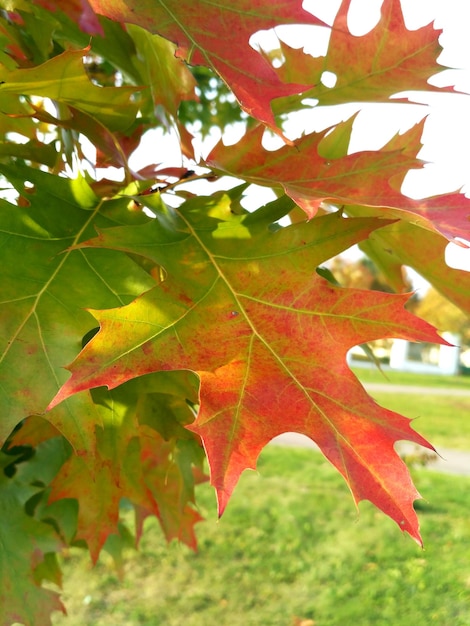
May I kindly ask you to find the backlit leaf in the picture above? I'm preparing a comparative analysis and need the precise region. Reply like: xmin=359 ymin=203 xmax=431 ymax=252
xmin=127 ymin=25 xmax=197 ymax=117
xmin=357 ymin=217 xmax=470 ymax=315
xmin=50 ymin=194 xmax=444 ymax=543
xmin=0 ymin=163 xmax=155 ymax=441
xmin=207 ymin=122 xmax=470 ymax=241
xmin=87 ymin=0 xmax=326 ymax=136
xmin=0 ymin=48 xmax=139 ymax=131
xmin=271 ymin=0 xmax=454 ymax=109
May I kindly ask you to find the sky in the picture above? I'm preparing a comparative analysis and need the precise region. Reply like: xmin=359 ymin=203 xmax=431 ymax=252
xmin=130 ymin=0 xmax=470 ymax=275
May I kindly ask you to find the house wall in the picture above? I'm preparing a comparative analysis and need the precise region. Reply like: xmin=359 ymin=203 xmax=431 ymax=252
xmin=347 ymin=334 xmax=461 ymax=375
xmin=389 ymin=333 xmax=460 ymax=375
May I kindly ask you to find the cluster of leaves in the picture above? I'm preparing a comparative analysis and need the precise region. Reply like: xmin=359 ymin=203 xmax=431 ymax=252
xmin=0 ymin=0 xmax=469 ymax=623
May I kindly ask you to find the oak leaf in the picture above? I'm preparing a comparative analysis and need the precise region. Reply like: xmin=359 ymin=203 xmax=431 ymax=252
xmin=48 ymin=373 xmax=204 ymax=561
xmin=33 ymin=0 xmax=104 ymax=35
xmin=207 ymin=122 xmax=470 ymax=241
xmin=271 ymin=0 xmax=454 ymax=108
xmin=50 ymin=193 xmax=444 ymax=543
xmin=0 ymin=163 xmax=155 ymax=442
xmin=87 ymin=0 xmax=325 ymax=136
xmin=349 ymin=207 xmax=470 ymax=315
xmin=0 ymin=48 xmax=139 ymax=131
xmin=0 ymin=442 xmax=67 ymax=626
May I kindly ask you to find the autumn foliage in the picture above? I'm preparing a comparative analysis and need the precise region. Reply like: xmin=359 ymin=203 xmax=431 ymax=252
xmin=0 ymin=1 xmax=469 ymax=623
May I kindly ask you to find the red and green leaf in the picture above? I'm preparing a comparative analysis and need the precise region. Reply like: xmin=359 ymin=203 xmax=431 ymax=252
xmin=50 ymin=194 xmax=444 ymax=543
xmin=46 ymin=371 xmax=204 ymax=561
xmin=0 ymin=163 xmax=155 ymax=441
xmin=271 ymin=0 xmax=454 ymax=109
xmin=87 ymin=0 xmax=325 ymax=136
xmin=207 ymin=121 xmax=470 ymax=241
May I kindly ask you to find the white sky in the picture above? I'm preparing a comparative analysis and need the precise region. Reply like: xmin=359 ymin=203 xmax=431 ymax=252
xmin=130 ymin=0 xmax=470 ymax=275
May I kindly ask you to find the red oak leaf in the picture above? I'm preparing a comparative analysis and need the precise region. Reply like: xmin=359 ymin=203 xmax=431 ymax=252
xmin=277 ymin=0 xmax=454 ymax=105
xmin=48 ymin=375 xmax=204 ymax=561
xmin=48 ymin=453 xmax=120 ymax=563
xmin=49 ymin=195 xmax=445 ymax=544
xmin=34 ymin=0 xmax=104 ymax=35
xmin=353 ymin=214 xmax=470 ymax=315
xmin=121 ymin=427 xmax=204 ymax=550
xmin=207 ymin=123 xmax=470 ymax=241
xmin=87 ymin=0 xmax=325 ymax=137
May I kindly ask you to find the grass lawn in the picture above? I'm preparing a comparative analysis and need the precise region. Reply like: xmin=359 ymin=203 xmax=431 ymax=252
xmin=370 ymin=392 xmax=470 ymax=451
xmin=350 ymin=368 xmax=470 ymax=450
xmin=352 ymin=366 xmax=470 ymax=389
xmin=52 ymin=447 xmax=470 ymax=626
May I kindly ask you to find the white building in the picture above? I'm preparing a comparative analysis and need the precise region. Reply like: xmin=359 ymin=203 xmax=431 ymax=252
xmin=347 ymin=333 xmax=462 ymax=375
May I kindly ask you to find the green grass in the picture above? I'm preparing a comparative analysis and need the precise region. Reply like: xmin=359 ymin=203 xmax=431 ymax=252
xmin=50 ymin=371 xmax=469 ymax=624
xmin=349 ymin=367 xmax=470 ymax=450
xmin=52 ymin=447 xmax=470 ymax=626
xmin=352 ymin=367 xmax=470 ymax=389
xmin=370 ymin=392 xmax=470 ymax=450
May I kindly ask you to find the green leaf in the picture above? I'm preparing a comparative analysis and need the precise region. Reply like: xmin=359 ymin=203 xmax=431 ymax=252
xmin=0 ymin=438 xmax=68 ymax=626
xmin=0 ymin=47 xmax=139 ymax=131
xmin=127 ymin=25 xmax=197 ymax=117
xmin=0 ymin=163 xmax=155 ymax=442
xmin=356 ymin=217 xmax=470 ymax=315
